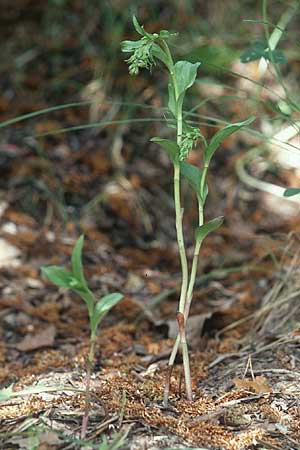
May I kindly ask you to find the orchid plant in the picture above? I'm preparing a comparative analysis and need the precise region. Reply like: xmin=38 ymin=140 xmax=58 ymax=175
xmin=42 ymin=236 xmax=123 ymax=437
xmin=122 ymin=16 xmax=254 ymax=405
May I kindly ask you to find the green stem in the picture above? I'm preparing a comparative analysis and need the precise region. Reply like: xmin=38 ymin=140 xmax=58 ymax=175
xmin=162 ymin=38 xmax=190 ymax=404
xmin=184 ymin=205 xmax=204 ymax=318
xmin=173 ymin=127 xmax=191 ymax=402
xmin=168 ymin=205 xmax=204 ymax=345
xmin=172 ymin=62 xmax=192 ymax=401
xmin=173 ymin=163 xmax=189 ymax=313
xmin=181 ymin=342 xmax=192 ymax=400
xmin=81 ymin=332 xmax=95 ymax=439
xmin=176 ymin=312 xmax=192 ymax=401
xmin=161 ymin=42 xmax=188 ymax=326
xmin=164 ymin=197 xmax=205 ymax=406
xmin=200 ymin=166 xmax=208 ymax=199
xmin=164 ymin=40 xmax=188 ymax=315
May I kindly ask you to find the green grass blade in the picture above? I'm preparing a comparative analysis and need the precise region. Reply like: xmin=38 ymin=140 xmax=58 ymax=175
xmin=0 ymin=101 xmax=92 ymax=129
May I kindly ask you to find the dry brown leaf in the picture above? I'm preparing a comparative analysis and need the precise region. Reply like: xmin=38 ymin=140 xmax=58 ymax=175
xmin=5 ymin=209 xmax=36 ymax=226
xmin=15 ymin=325 xmax=56 ymax=352
xmin=233 ymin=376 xmax=271 ymax=393
xmin=83 ymin=149 xmax=110 ymax=175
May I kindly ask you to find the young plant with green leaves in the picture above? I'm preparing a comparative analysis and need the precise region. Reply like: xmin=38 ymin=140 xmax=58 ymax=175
xmin=239 ymin=1 xmax=300 ymax=204
xmin=122 ymin=17 xmax=254 ymax=405
xmin=41 ymin=235 xmax=123 ymax=437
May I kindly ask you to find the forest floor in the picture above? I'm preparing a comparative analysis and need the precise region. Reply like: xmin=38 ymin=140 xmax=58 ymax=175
xmin=1 ymin=2 xmax=300 ymax=449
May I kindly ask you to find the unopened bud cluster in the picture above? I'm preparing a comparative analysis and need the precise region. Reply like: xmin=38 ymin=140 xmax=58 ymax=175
xmin=126 ymin=37 xmax=154 ymax=75
xmin=179 ymin=128 xmax=201 ymax=161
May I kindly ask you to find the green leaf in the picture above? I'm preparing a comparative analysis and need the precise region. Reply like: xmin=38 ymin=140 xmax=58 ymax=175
xmin=202 ymin=183 xmax=209 ymax=204
xmin=151 ymin=137 xmax=179 ymax=163
xmin=158 ymin=30 xmax=178 ymax=40
xmin=204 ymin=117 xmax=255 ymax=166
xmin=71 ymin=235 xmax=87 ymax=287
xmin=195 ymin=217 xmax=224 ymax=245
xmin=133 ymin=15 xmax=146 ymax=36
xmin=92 ymin=293 xmax=124 ymax=332
xmin=74 ymin=288 xmax=95 ymax=317
xmin=180 ymin=162 xmax=208 ymax=205
xmin=180 ymin=161 xmax=203 ymax=196
xmin=132 ymin=15 xmax=152 ymax=39
xmin=42 ymin=266 xmax=79 ymax=289
xmin=168 ymin=82 xmax=176 ymax=117
xmin=132 ymin=17 xmax=176 ymax=41
xmin=283 ymin=188 xmax=300 ymax=197
xmin=174 ymin=61 xmax=201 ymax=97
xmin=151 ymin=43 xmax=169 ymax=68
xmin=268 ymin=49 xmax=287 ymax=64
xmin=240 ymin=41 xmax=287 ymax=64
xmin=95 ymin=293 xmax=123 ymax=315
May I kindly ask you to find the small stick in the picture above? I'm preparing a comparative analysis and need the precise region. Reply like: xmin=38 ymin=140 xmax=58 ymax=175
xmin=178 ymin=369 xmax=183 ymax=399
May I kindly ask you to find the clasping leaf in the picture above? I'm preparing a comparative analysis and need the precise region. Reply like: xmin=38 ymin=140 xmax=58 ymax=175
xmin=174 ymin=61 xmax=201 ymax=98
xmin=204 ymin=117 xmax=255 ymax=166
xmin=168 ymin=61 xmax=200 ymax=117
xmin=151 ymin=137 xmax=179 ymax=163
xmin=180 ymin=161 xmax=201 ymax=193
xmin=168 ymin=82 xmax=176 ymax=117
xmin=195 ymin=216 xmax=224 ymax=245
xmin=91 ymin=293 xmax=124 ymax=333
xmin=41 ymin=266 xmax=78 ymax=289
xmin=180 ymin=161 xmax=208 ymax=205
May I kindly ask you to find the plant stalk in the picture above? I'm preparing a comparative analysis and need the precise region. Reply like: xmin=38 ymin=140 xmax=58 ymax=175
xmin=160 ymin=38 xmax=200 ymax=406
xmin=164 ymin=203 xmax=204 ymax=406
xmin=176 ymin=312 xmax=192 ymax=401
xmin=81 ymin=333 xmax=95 ymax=439
xmin=161 ymin=39 xmax=189 ymax=314
xmin=173 ymin=163 xmax=189 ymax=312
xmin=184 ymin=205 xmax=204 ymax=317
xmin=173 ymin=85 xmax=192 ymax=402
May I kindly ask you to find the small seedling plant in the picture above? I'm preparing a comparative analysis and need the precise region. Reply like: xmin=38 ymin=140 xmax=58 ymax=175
xmin=121 ymin=17 xmax=254 ymax=405
xmin=41 ymin=236 xmax=123 ymax=437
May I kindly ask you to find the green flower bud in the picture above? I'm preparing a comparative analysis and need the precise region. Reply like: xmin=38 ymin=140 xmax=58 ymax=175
xmin=179 ymin=127 xmax=201 ymax=161
xmin=125 ymin=37 xmax=155 ymax=76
